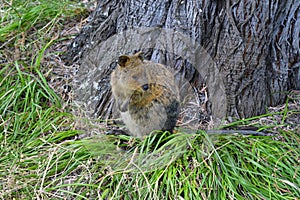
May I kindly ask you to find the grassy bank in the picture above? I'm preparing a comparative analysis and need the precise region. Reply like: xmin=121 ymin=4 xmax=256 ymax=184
xmin=0 ymin=1 xmax=299 ymax=199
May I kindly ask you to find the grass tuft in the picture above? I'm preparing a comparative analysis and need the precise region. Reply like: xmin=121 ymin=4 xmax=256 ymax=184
xmin=82 ymin=131 xmax=299 ymax=199
xmin=0 ymin=0 xmax=86 ymax=42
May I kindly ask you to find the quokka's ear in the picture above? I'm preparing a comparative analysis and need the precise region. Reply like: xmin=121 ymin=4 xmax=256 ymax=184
xmin=118 ymin=55 xmax=130 ymax=68
xmin=135 ymin=51 xmax=144 ymax=62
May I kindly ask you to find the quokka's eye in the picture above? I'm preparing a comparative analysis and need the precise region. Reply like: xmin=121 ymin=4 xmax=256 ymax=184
xmin=142 ymin=84 xmax=149 ymax=91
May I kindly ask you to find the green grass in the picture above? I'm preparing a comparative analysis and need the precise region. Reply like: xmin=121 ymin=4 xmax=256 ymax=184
xmin=0 ymin=0 xmax=86 ymax=42
xmin=1 ymin=0 xmax=299 ymax=199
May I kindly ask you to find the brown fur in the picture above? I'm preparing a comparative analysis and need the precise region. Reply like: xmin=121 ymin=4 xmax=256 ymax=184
xmin=110 ymin=52 xmax=180 ymax=138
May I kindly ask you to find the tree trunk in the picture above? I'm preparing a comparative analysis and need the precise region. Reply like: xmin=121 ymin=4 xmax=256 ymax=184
xmin=65 ymin=0 xmax=300 ymax=127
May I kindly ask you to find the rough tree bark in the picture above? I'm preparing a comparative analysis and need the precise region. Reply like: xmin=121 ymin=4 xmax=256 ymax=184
xmin=65 ymin=0 xmax=299 ymax=127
